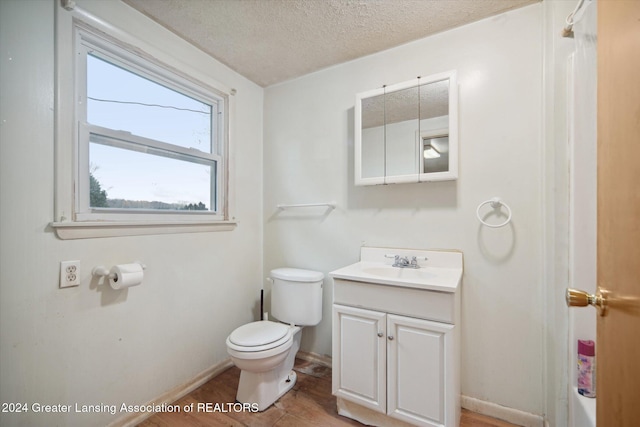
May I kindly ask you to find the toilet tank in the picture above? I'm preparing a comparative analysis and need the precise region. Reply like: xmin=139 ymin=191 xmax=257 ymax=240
xmin=270 ymin=268 xmax=323 ymax=326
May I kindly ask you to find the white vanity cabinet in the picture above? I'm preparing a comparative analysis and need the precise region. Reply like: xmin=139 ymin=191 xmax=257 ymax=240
xmin=333 ymin=304 xmax=454 ymax=426
xmin=330 ymin=248 xmax=461 ymax=427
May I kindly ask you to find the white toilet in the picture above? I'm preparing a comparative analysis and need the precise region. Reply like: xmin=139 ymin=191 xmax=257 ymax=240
xmin=226 ymin=268 xmax=323 ymax=411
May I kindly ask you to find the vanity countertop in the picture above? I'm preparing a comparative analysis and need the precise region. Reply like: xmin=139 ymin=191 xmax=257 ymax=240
xmin=330 ymin=248 xmax=462 ymax=293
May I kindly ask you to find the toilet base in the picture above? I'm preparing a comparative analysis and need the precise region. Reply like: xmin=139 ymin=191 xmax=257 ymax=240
xmin=234 ymin=326 xmax=302 ymax=411
xmin=237 ymin=369 xmax=297 ymax=411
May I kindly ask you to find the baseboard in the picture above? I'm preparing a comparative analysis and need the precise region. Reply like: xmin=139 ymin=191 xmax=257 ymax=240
xmin=108 ymin=358 xmax=234 ymax=427
xmin=296 ymin=350 xmax=332 ymax=368
xmin=461 ymin=395 xmax=545 ymax=427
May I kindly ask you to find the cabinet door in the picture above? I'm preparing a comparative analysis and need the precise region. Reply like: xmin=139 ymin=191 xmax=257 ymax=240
xmin=332 ymin=304 xmax=387 ymax=413
xmin=387 ymin=314 xmax=454 ymax=427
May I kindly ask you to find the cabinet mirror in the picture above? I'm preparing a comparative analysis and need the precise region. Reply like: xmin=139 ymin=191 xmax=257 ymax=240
xmin=355 ymin=70 xmax=458 ymax=186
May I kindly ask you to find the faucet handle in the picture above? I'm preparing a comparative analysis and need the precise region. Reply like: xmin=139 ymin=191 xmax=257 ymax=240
xmin=385 ymin=254 xmax=399 ymax=260
xmin=410 ymin=256 xmax=428 ymax=267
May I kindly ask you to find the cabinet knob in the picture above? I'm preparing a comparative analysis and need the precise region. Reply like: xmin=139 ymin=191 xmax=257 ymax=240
xmin=377 ymin=332 xmax=383 ymax=337
xmin=388 ymin=336 xmax=394 ymax=341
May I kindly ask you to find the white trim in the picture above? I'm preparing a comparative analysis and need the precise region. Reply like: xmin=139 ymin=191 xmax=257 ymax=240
xmin=461 ymin=395 xmax=545 ymax=427
xmin=85 ymin=124 xmax=220 ymax=163
xmin=355 ymin=70 xmax=458 ymax=186
xmin=54 ymin=4 xmax=234 ymax=236
xmin=74 ymin=26 xmax=226 ymax=220
xmin=50 ymin=220 xmax=237 ymax=239
xmin=108 ymin=358 xmax=234 ymax=427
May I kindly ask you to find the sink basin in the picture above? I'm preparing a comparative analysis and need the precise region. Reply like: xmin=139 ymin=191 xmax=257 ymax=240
xmin=361 ymin=266 xmax=436 ymax=281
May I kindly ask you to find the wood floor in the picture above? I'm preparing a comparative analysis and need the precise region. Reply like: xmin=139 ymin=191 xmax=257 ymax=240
xmin=140 ymin=358 xmax=518 ymax=427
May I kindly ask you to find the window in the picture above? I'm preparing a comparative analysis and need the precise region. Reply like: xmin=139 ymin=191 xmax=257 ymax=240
xmin=76 ymin=28 xmax=226 ymax=222
xmin=52 ymin=17 xmax=235 ymax=238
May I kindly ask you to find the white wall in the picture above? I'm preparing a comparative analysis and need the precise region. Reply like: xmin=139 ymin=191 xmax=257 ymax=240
xmin=0 ymin=1 xmax=263 ymax=426
xmin=264 ymin=3 xmax=545 ymax=417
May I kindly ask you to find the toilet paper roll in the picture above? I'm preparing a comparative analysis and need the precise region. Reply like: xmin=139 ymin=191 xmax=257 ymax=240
xmin=109 ymin=263 xmax=144 ymax=290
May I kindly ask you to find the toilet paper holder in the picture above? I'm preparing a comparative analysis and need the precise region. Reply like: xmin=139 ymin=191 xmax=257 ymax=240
xmin=92 ymin=262 xmax=146 ymax=280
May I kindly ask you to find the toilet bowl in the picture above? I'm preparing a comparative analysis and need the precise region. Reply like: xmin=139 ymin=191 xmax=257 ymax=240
xmin=226 ymin=322 xmax=302 ymax=411
xmin=226 ymin=268 xmax=323 ymax=411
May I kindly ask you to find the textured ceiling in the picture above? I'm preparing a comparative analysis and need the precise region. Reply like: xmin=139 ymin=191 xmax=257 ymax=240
xmin=124 ymin=0 xmax=538 ymax=87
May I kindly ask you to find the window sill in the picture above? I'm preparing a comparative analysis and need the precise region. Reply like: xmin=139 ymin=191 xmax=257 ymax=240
xmin=50 ymin=220 xmax=237 ymax=240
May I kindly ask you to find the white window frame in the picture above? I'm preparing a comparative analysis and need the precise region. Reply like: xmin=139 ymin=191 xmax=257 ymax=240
xmin=52 ymin=9 xmax=236 ymax=239
xmin=76 ymin=29 xmax=224 ymax=222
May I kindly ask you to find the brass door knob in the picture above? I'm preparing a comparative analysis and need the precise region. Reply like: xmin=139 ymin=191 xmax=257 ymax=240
xmin=566 ymin=288 xmax=608 ymax=316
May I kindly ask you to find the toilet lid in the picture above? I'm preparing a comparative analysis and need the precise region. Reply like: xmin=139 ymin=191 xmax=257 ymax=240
xmin=228 ymin=321 xmax=291 ymax=347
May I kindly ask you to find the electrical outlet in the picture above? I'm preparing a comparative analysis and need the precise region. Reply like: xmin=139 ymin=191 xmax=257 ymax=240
xmin=60 ymin=260 xmax=81 ymax=288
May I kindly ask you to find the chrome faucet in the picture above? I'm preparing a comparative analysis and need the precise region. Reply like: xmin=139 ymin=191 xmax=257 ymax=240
xmin=387 ymin=255 xmax=423 ymax=269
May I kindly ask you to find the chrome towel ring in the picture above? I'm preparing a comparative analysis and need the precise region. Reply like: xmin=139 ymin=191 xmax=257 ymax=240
xmin=476 ymin=197 xmax=512 ymax=228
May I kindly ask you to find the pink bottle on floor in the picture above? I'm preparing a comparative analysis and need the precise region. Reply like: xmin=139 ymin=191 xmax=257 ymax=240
xmin=577 ymin=339 xmax=596 ymax=397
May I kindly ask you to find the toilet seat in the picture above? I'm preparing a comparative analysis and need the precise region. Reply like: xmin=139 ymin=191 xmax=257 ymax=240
xmin=227 ymin=321 xmax=292 ymax=353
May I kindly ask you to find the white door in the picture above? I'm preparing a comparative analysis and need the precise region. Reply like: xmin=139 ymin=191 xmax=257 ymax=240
xmin=387 ymin=314 xmax=454 ymax=427
xmin=332 ymin=304 xmax=387 ymax=413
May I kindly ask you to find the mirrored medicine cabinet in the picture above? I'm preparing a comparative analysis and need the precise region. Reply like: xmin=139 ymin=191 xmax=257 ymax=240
xmin=354 ymin=70 xmax=458 ymax=186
